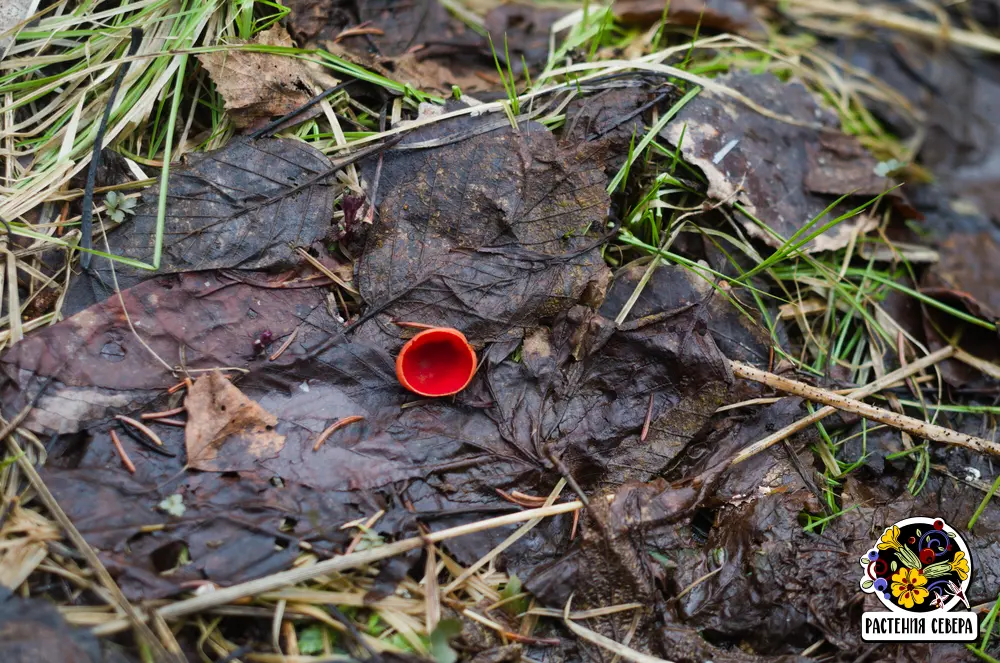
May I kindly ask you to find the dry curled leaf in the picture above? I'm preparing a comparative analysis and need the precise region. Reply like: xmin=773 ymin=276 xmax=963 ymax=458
xmin=198 ymin=25 xmax=314 ymax=129
xmin=184 ymin=371 xmax=285 ymax=472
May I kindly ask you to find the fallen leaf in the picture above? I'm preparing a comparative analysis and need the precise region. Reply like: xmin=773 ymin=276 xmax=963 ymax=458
xmin=287 ymin=0 xmax=469 ymax=58
xmin=613 ymin=0 xmax=765 ymax=35
xmin=8 ymin=262 xmax=733 ymax=601
xmin=561 ymin=84 xmax=658 ymax=170
xmin=606 ymin=261 xmax=774 ymax=364
xmin=184 ymin=371 xmax=285 ymax=472
xmin=288 ymin=1 xmax=489 ymax=96
xmin=41 ymin=466 xmax=370 ymax=600
xmin=876 ymin=192 xmax=1000 ymax=390
xmin=805 ymin=130 xmax=890 ymax=196
xmin=483 ymin=4 xmax=570 ymax=73
xmin=661 ymin=72 xmax=882 ymax=252
xmin=286 ymin=0 xmax=565 ymax=96
xmin=198 ymin=25 xmax=314 ymax=130
xmin=387 ymin=52 xmax=497 ymax=96
xmin=64 ymin=137 xmax=336 ymax=315
xmin=0 ymin=593 xmax=105 ymax=663
xmin=924 ymin=207 xmax=1000 ymax=320
xmin=4 ymin=272 xmax=333 ymax=434
xmin=356 ymin=116 xmax=613 ymax=345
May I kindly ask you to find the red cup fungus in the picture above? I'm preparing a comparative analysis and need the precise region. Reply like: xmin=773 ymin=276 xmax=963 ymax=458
xmin=395 ymin=327 xmax=477 ymax=397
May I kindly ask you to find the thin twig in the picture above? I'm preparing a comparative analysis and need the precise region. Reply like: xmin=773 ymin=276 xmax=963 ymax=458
xmin=562 ymin=595 xmax=672 ymax=663
xmin=728 ymin=353 xmax=1000 ymax=460
xmin=109 ymin=429 xmax=136 ymax=474
xmin=640 ymin=392 xmax=654 ymax=442
xmin=93 ymin=500 xmax=588 ymax=635
xmin=268 ymin=328 xmax=298 ymax=361
xmin=312 ymin=415 xmax=365 ymax=451
xmin=141 ymin=406 xmax=185 ymax=420
xmin=152 ymin=418 xmax=186 ymax=427
xmin=731 ymin=347 xmax=955 ymax=464
xmin=393 ymin=320 xmax=437 ymax=330
xmin=115 ymin=414 xmax=164 ymax=446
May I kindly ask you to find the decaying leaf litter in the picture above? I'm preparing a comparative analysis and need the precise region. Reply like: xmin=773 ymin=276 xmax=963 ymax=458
xmin=3 ymin=1 xmax=1000 ymax=662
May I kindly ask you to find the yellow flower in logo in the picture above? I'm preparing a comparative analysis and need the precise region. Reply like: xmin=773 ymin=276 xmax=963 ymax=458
xmin=891 ymin=567 xmax=929 ymax=609
xmin=950 ymin=551 xmax=970 ymax=581
xmin=878 ymin=525 xmax=901 ymax=551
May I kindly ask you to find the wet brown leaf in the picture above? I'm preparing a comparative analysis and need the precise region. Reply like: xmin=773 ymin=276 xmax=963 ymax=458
xmin=5 ymin=255 xmax=738 ymax=602
xmin=286 ymin=0 xmax=566 ymax=95
xmin=64 ymin=137 xmax=335 ymax=315
xmin=925 ymin=206 xmax=1000 ymax=320
xmin=613 ymin=0 xmax=765 ymax=35
xmin=660 ymin=72 xmax=882 ymax=252
xmin=889 ymin=195 xmax=1000 ymax=389
xmin=333 ymin=0 xmax=462 ymax=57
xmin=805 ymin=130 xmax=890 ymax=196
xmin=357 ymin=117 xmax=612 ymax=345
xmin=3 ymin=272 xmax=333 ymax=434
xmin=0 ymin=593 xmax=106 ymax=663
xmin=608 ymin=261 xmax=773 ymax=364
xmin=561 ymin=84 xmax=659 ymax=171
xmin=41 ymin=466 xmax=370 ymax=600
xmin=197 ymin=26 xmax=315 ymax=130
xmin=184 ymin=371 xmax=285 ymax=472
xmin=483 ymin=4 xmax=569 ymax=73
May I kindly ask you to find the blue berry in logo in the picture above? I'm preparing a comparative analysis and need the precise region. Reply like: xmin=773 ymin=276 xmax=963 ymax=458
xmin=867 ymin=550 xmax=879 ymax=561
xmin=874 ymin=578 xmax=887 ymax=592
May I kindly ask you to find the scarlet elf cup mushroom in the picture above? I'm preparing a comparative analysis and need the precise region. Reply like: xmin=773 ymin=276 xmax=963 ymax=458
xmin=395 ymin=327 xmax=477 ymax=397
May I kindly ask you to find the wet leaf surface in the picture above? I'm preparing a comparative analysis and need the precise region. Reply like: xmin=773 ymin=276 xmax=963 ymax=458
xmin=608 ymin=262 xmax=773 ymax=365
xmin=3 ymin=272 xmax=332 ymax=434
xmin=613 ymin=0 xmax=765 ymax=35
xmin=561 ymin=83 xmax=660 ymax=171
xmin=921 ymin=194 xmax=1000 ymax=322
xmin=286 ymin=0 xmax=567 ymax=94
xmin=918 ymin=202 xmax=1000 ymax=389
xmin=286 ymin=0 xmax=488 ymax=96
xmin=303 ymin=0 xmax=462 ymax=59
xmin=660 ymin=72 xmax=883 ymax=252
xmin=1 ymin=247 xmax=737 ymax=601
xmin=197 ymin=26 xmax=315 ymax=130
xmin=64 ymin=137 xmax=335 ymax=316
xmin=482 ymin=4 xmax=570 ymax=73
xmin=880 ymin=188 xmax=1000 ymax=389
xmin=356 ymin=117 xmax=612 ymax=346
xmin=804 ymin=131 xmax=891 ymax=197
xmin=0 ymin=591 xmax=112 ymax=663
